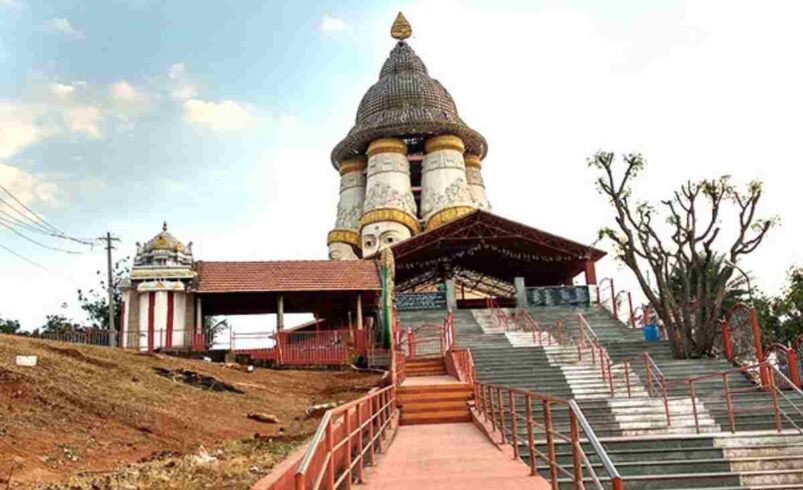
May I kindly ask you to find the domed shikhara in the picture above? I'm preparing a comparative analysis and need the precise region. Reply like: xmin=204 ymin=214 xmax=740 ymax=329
xmin=134 ymin=222 xmax=194 ymax=268
xmin=331 ymin=40 xmax=488 ymax=167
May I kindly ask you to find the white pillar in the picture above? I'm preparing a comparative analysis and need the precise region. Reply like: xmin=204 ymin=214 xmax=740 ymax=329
xmin=465 ymin=154 xmax=491 ymax=209
xmin=277 ymin=295 xmax=284 ymax=331
xmin=356 ymin=293 xmax=363 ymax=330
xmin=360 ymin=138 xmax=419 ymax=256
xmin=515 ymin=277 xmax=527 ymax=308
xmin=420 ymin=135 xmax=476 ymax=231
xmin=328 ymin=158 xmax=366 ymax=260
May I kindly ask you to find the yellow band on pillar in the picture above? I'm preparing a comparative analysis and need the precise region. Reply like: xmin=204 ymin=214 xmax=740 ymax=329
xmin=367 ymin=138 xmax=407 ymax=158
xmin=327 ymin=229 xmax=361 ymax=248
xmin=360 ymin=208 xmax=421 ymax=234
xmin=339 ymin=158 xmax=367 ymax=176
xmin=425 ymin=135 xmax=465 ymax=154
xmin=425 ymin=206 xmax=475 ymax=231
xmin=464 ymin=154 xmax=482 ymax=168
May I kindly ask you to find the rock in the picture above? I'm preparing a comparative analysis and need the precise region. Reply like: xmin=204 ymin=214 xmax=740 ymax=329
xmin=247 ymin=412 xmax=279 ymax=424
xmin=305 ymin=402 xmax=337 ymax=418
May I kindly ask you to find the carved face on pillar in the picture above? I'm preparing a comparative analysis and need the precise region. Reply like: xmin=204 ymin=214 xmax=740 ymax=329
xmin=361 ymin=222 xmax=411 ymax=257
xmin=328 ymin=242 xmax=359 ymax=260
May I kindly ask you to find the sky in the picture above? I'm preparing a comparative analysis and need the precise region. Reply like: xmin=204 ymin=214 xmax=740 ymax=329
xmin=1 ymin=0 xmax=802 ymax=331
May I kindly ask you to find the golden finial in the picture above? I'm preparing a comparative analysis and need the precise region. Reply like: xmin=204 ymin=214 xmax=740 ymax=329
xmin=391 ymin=12 xmax=412 ymax=40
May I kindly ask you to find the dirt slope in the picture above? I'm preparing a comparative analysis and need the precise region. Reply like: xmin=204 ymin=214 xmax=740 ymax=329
xmin=0 ymin=334 xmax=381 ymax=488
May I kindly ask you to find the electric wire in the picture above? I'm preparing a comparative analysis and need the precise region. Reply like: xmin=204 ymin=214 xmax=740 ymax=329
xmin=0 ymin=221 xmax=81 ymax=254
xmin=0 ymin=242 xmax=48 ymax=270
xmin=0 ymin=182 xmax=64 ymax=235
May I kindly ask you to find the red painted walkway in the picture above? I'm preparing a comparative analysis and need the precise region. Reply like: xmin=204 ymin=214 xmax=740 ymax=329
xmin=362 ymin=423 xmax=550 ymax=489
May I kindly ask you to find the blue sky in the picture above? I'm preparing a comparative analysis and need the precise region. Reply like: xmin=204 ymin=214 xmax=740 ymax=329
xmin=2 ymin=0 xmax=802 ymax=330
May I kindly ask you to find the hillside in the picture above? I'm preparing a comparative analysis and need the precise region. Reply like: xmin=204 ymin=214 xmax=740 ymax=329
xmin=0 ymin=334 xmax=382 ymax=489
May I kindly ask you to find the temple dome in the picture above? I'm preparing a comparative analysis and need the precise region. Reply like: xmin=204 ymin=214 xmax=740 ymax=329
xmin=142 ymin=222 xmax=186 ymax=253
xmin=331 ymin=40 xmax=487 ymax=167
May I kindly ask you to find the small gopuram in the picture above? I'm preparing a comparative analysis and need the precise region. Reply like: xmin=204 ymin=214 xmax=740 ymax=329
xmin=328 ymin=13 xmax=604 ymax=301
xmin=121 ymin=223 xmax=197 ymax=351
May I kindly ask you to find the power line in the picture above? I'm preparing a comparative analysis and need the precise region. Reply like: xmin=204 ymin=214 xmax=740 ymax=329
xmin=0 ymin=182 xmax=64 ymax=235
xmin=0 ymin=195 xmax=95 ymax=246
xmin=0 ymin=220 xmax=82 ymax=254
xmin=0 ymin=242 xmax=48 ymax=271
xmin=0 ymin=197 xmax=55 ymax=234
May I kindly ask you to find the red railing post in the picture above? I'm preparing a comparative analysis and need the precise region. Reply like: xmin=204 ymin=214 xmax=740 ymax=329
xmin=720 ymin=319 xmax=734 ymax=361
xmin=789 ymin=350 xmax=802 ymax=389
xmin=356 ymin=401 xmax=365 ymax=483
xmin=645 ymin=353 xmax=653 ymax=396
xmin=569 ymin=409 xmax=583 ymax=486
xmin=497 ymin=388 xmax=506 ymax=444
xmin=542 ymin=400 xmax=559 ymax=489
xmin=345 ymin=408 xmax=353 ymax=490
xmin=489 ymin=386 xmax=497 ymax=432
xmin=325 ymin=418 xmax=335 ymax=489
xmin=723 ymin=372 xmax=736 ymax=432
xmin=689 ymin=380 xmax=700 ymax=434
xmin=525 ymin=393 xmax=536 ymax=476
xmin=661 ymin=375 xmax=671 ymax=427
xmin=610 ymin=279 xmax=618 ymax=320
xmin=627 ymin=292 xmax=635 ymax=328
xmin=767 ymin=368 xmax=783 ymax=432
xmin=508 ymin=391 xmax=518 ymax=458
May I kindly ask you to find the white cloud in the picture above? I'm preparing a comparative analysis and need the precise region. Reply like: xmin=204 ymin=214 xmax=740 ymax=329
xmin=321 ymin=15 xmax=347 ymax=32
xmin=61 ymin=105 xmax=101 ymax=137
xmin=0 ymin=163 xmax=58 ymax=206
xmin=109 ymin=80 xmax=140 ymax=102
xmin=50 ymin=83 xmax=75 ymax=98
xmin=183 ymin=99 xmax=256 ymax=130
xmin=167 ymin=63 xmax=198 ymax=100
xmin=44 ymin=17 xmax=84 ymax=39
xmin=0 ymin=103 xmax=43 ymax=159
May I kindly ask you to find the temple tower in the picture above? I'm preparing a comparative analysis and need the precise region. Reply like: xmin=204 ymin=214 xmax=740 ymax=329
xmin=121 ymin=223 xmax=196 ymax=351
xmin=327 ymin=157 xmax=366 ymax=260
xmin=328 ymin=12 xmax=489 ymax=258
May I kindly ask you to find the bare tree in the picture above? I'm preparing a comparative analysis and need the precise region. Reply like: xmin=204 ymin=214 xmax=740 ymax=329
xmin=590 ymin=152 xmax=776 ymax=358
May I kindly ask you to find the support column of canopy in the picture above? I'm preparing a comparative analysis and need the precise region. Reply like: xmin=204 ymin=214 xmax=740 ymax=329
xmin=420 ymin=135 xmax=476 ymax=231
xmin=464 ymin=153 xmax=491 ymax=209
xmin=359 ymin=138 xmax=419 ymax=256
xmin=328 ymin=158 xmax=367 ymax=260
xmin=276 ymin=295 xmax=284 ymax=331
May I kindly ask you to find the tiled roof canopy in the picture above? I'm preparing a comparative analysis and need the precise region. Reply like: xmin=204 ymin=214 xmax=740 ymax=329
xmin=195 ymin=260 xmax=381 ymax=293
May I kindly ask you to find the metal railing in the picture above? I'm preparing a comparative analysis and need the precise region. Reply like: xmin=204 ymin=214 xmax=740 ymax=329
xmin=475 ymin=382 xmax=624 ymax=489
xmin=396 ymin=311 xmax=455 ymax=360
xmin=294 ymin=384 xmax=396 ymax=490
xmin=642 ymin=353 xmax=803 ymax=434
xmin=643 ymin=352 xmax=672 ymax=426
xmin=27 ymin=330 xmax=114 ymax=347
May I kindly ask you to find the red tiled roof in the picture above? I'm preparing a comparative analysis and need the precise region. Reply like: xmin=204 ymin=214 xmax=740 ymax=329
xmin=195 ymin=260 xmax=381 ymax=293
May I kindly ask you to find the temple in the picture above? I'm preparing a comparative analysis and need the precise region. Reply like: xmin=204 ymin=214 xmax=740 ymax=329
xmin=119 ymin=12 xmax=603 ymax=352
xmin=326 ymin=12 xmax=603 ymax=297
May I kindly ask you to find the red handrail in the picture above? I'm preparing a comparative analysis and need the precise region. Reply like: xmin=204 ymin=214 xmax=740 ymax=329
xmin=294 ymin=384 xmax=396 ymax=489
xmin=598 ymin=277 xmax=617 ymax=320
xmin=475 ymin=381 xmax=623 ymax=489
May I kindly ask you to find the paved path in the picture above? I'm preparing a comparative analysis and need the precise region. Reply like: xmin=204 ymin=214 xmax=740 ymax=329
xmin=363 ymin=423 xmax=549 ymax=489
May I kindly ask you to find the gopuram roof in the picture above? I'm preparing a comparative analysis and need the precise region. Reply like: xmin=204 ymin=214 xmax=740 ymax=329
xmin=330 ymin=12 xmax=487 ymax=168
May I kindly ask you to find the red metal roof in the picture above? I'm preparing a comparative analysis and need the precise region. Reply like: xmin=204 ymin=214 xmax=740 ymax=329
xmin=195 ymin=260 xmax=381 ymax=293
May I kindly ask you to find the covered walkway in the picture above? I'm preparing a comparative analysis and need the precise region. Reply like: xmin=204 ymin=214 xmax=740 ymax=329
xmin=362 ymin=423 xmax=549 ymax=489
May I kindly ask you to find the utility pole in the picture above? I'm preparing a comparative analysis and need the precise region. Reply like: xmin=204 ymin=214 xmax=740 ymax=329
xmin=99 ymin=232 xmax=121 ymax=347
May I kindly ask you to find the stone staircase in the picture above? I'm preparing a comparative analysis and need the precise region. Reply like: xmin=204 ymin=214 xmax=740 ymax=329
xmin=397 ymin=305 xmax=803 ymax=488
xmin=397 ymin=381 xmax=473 ymax=425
